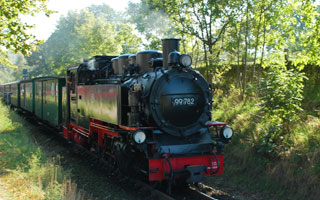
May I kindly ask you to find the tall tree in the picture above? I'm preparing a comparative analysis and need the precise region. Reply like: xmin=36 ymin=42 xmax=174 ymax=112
xmin=242 ymin=0 xmax=250 ymax=95
xmin=27 ymin=6 xmax=142 ymax=76
xmin=145 ymin=0 xmax=244 ymax=83
xmin=0 ymin=0 xmax=52 ymax=68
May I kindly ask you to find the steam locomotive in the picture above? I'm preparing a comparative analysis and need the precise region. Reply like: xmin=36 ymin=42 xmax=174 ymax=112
xmin=0 ymin=38 xmax=233 ymax=188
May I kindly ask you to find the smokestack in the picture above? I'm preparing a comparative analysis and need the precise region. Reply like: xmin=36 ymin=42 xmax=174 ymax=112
xmin=162 ymin=38 xmax=180 ymax=69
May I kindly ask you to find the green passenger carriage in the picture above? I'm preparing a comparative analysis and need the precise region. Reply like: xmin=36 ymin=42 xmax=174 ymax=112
xmin=0 ymin=77 xmax=65 ymax=128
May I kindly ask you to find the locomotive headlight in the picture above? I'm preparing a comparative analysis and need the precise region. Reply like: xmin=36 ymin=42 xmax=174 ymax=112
xmin=179 ymin=54 xmax=192 ymax=68
xmin=133 ymin=130 xmax=146 ymax=144
xmin=220 ymin=126 xmax=233 ymax=140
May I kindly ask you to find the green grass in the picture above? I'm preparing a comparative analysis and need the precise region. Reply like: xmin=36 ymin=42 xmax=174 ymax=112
xmin=209 ymin=89 xmax=320 ymax=199
xmin=0 ymin=103 xmax=88 ymax=200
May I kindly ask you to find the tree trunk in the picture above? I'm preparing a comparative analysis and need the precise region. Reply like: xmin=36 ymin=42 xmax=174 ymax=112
xmin=258 ymin=11 xmax=267 ymax=87
xmin=242 ymin=0 xmax=250 ymax=97
xmin=202 ymin=41 xmax=209 ymax=82
xmin=252 ymin=4 xmax=264 ymax=85
xmin=236 ymin=21 xmax=242 ymax=89
xmin=193 ymin=40 xmax=200 ymax=69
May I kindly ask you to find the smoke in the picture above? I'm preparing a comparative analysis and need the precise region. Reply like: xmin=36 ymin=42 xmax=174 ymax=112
xmin=126 ymin=2 xmax=178 ymax=48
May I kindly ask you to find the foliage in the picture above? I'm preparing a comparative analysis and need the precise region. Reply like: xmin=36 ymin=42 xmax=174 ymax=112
xmin=211 ymin=88 xmax=320 ymax=199
xmin=26 ymin=5 xmax=142 ymax=76
xmin=0 ymin=0 xmax=53 ymax=68
xmin=289 ymin=1 xmax=320 ymax=67
xmin=259 ymin=66 xmax=306 ymax=132
xmin=87 ymin=4 xmax=123 ymax=21
xmin=0 ymin=53 xmax=32 ymax=82
xmin=139 ymin=0 xmax=320 ymax=92
xmin=144 ymin=0 xmax=243 ymax=81
xmin=139 ymin=0 xmax=320 ymax=90
xmin=0 ymin=66 xmax=14 ymax=83
xmin=11 ymin=54 xmax=31 ymax=80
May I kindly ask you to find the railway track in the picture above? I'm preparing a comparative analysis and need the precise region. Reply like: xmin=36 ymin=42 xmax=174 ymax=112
xmin=118 ymin=178 xmax=220 ymax=200
xmin=185 ymin=187 xmax=219 ymax=200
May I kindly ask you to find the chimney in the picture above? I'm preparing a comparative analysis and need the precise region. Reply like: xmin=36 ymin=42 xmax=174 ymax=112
xmin=162 ymin=38 xmax=180 ymax=69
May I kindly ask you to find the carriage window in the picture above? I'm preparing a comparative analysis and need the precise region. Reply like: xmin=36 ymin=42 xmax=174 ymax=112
xmin=68 ymin=72 xmax=76 ymax=94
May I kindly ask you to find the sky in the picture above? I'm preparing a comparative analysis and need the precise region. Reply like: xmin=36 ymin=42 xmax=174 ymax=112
xmin=23 ymin=0 xmax=140 ymax=41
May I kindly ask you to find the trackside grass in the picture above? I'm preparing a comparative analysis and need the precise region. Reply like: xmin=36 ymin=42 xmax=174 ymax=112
xmin=207 ymin=89 xmax=320 ymax=199
xmin=0 ymin=103 xmax=88 ymax=200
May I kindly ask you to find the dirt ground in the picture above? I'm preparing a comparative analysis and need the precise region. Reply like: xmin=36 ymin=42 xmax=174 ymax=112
xmin=0 ymin=181 xmax=11 ymax=200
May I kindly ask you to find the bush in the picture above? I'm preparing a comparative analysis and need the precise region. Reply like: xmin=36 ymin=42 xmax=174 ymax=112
xmin=259 ymin=66 xmax=306 ymax=132
xmin=256 ymin=66 xmax=306 ymax=154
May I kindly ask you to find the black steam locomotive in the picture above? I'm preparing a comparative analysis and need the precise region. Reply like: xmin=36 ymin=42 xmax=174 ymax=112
xmin=1 ymin=38 xmax=233 ymax=189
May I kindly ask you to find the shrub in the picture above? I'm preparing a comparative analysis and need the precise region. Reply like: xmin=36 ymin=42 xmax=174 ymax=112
xmin=257 ymin=66 xmax=306 ymax=154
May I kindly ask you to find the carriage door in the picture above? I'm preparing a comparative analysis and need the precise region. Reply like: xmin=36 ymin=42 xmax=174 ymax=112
xmin=68 ymin=71 xmax=78 ymax=124
xmin=21 ymin=84 xmax=26 ymax=108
